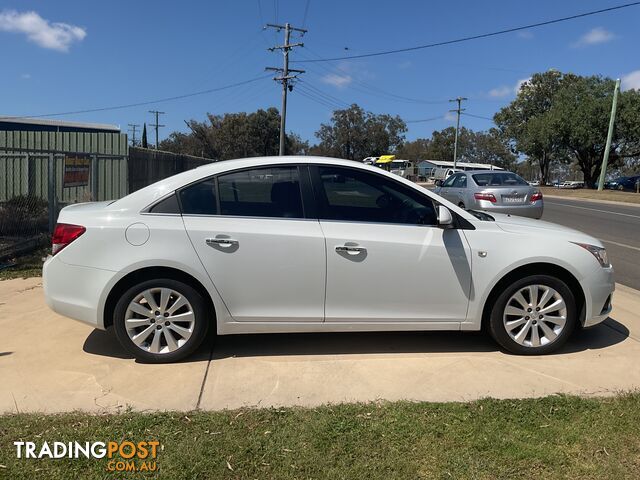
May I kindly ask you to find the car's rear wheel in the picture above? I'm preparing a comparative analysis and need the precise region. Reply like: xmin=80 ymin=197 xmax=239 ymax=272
xmin=113 ymin=279 xmax=209 ymax=363
xmin=458 ymin=202 xmax=466 ymax=209
xmin=488 ymin=275 xmax=576 ymax=355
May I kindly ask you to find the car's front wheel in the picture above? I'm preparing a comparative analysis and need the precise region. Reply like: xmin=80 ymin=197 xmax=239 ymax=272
xmin=113 ymin=279 xmax=210 ymax=363
xmin=488 ymin=275 xmax=576 ymax=355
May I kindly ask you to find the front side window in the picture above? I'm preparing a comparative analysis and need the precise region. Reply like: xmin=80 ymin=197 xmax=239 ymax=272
xmin=217 ymin=166 xmax=304 ymax=218
xmin=315 ymin=166 xmax=437 ymax=225
xmin=453 ymin=175 xmax=467 ymax=188
xmin=442 ymin=174 xmax=458 ymax=188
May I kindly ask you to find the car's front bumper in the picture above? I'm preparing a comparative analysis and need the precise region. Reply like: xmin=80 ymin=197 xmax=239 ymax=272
xmin=43 ymin=255 xmax=115 ymax=329
xmin=581 ymin=265 xmax=615 ymax=328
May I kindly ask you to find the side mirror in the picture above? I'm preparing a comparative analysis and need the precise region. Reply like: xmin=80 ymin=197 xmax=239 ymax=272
xmin=437 ymin=205 xmax=453 ymax=227
xmin=434 ymin=179 xmax=443 ymax=187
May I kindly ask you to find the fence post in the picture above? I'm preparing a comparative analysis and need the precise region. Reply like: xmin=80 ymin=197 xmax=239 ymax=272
xmin=27 ymin=153 xmax=36 ymax=196
xmin=91 ymin=154 xmax=99 ymax=201
xmin=47 ymin=153 xmax=56 ymax=233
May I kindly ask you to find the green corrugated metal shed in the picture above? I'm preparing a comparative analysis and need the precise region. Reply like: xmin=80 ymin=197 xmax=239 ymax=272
xmin=0 ymin=130 xmax=127 ymax=155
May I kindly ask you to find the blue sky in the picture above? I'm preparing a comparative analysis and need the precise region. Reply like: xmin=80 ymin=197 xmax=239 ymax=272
xmin=1 ymin=0 xmax=639 ymax=144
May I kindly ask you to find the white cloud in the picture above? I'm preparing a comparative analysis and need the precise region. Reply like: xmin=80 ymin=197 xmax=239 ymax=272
xmin=0 ymin=10 xmax=86 ymax=52
xmin=514 ymin=77 xmax=530 ymax=94
xmin=444 ymin=111 xmax=457 ymax=122
xmin=621 ymin=70 xmax=640 ymax=91
xmin=20 ymin=73 xmax=31 ymax=79
xmin=517 ymin=31 xmax=533 ymax=40
xmin=488 ymin=77 xmax=530 ymax=98
xmin=321 ymin=73 xmax=352 ymax=89
xmin=488 ymin=86 xmax=512 ymax=98
xmin=571 ymin=27 xmax=614 ymax=48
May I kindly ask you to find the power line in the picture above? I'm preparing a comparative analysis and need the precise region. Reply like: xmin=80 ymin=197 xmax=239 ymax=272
xmin=301 ymin=0 xmax=311 ymax=28
xmin=297 ymin=80 xmax=350 ymax=108
xmin=406 ymin=115 xmax=445 ymax=124
xmin=296 ymin=87 xmax=341 ymax=110
xmin=463 ymin=112 xmax=495 ymax=121
xmin=295 ymin=2 xmax=640 ymax=63
xmin=300 ymin=47 xmax=451 ymax=104
xmin=4 ymin=74 xmax=272 ymax=119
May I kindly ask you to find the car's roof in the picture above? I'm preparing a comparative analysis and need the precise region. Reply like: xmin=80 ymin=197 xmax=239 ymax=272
xmin=462 ymin=170 xmax=516 ymax=175
xmin=110 ymin=156 xmax=420 ymax=211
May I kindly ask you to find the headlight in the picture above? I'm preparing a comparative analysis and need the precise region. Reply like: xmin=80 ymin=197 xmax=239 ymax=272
xmin=572 ymin=242 xmax=609 ymax=267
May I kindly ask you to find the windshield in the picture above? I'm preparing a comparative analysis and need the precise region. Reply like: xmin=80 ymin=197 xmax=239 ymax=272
xmin=472 ymin=172 xmax=528 ymax=186
xmin=466 ymin=209 xmax=495 ymax=221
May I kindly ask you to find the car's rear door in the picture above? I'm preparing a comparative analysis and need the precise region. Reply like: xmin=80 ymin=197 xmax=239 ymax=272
xmin=181 ymin=164 xmax=325 ymax=323
xmin=311 ymin=165 xmax=472 ymax=324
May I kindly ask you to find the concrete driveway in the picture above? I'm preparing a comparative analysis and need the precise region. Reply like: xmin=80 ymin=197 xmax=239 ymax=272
xmin=1 ymin=277 xmax=639 ymax=413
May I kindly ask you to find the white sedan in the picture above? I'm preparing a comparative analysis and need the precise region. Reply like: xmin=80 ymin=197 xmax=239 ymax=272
xmin=43 ymin=156 xmax=614 ymax=362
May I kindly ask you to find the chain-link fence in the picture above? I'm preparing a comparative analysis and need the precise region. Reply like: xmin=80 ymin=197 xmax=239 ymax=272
xmin=0 ymin=151 xmax=127 ymax=261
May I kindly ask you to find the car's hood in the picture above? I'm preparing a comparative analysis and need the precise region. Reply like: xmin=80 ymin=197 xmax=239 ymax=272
xmin=490 ymin=213 xmax=602 ymax=246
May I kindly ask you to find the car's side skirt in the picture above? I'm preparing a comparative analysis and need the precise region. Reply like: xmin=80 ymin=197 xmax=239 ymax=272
xmin=218 ymin=321 xmax=467 ymax=335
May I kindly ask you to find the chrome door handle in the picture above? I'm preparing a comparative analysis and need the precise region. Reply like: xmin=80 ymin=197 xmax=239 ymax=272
xmin=335 ymin=245 xmax=366 ymax=255
xmin=206 ymin=238 xmax=238 ymax=247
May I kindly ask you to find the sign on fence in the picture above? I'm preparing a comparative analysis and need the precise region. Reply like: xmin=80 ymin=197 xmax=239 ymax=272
xmin=63 ymin=155 xmax=91 ymax=187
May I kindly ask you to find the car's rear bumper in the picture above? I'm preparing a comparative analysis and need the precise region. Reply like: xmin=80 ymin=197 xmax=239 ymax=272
xmin=43 ymin=255 xmax=115 ymax=329
xmin=475 ymin=202 xmax=543 ymax=219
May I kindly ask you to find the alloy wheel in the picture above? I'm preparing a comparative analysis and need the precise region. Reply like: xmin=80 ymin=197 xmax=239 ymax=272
xmin=502 ymin=284 xmax=567 ymax=348
xmin=124 ymin=287 xmax=195 ymax=354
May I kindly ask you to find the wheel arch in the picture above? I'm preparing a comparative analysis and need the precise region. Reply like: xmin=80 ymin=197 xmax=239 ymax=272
xmin=103 ymin=266 xmax=216 ymax=329
xmin=481 ymin=262 xmax=586 ymax=330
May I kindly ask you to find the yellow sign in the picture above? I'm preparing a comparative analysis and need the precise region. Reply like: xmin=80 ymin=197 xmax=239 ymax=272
xmin=375 ymin=155 xmax=396 ymax=164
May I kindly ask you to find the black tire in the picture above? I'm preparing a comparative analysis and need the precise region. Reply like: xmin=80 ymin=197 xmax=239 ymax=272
xmin=113 ymin=278 xmax=210 ymax=363
xmin=488 ymin=274 xmax=576 ymax=355
xmin=458 ymin=202 xmax=466 ymax=209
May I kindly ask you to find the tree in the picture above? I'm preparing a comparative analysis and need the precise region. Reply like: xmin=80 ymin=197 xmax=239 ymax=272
xmin=549 ymin=76 xmax=640 ymax=187
xmin=397 ymin=127 xmax=516 ymax=169
xmin=494 ymin=70 xmax=576 ymax=184
xmin=495 ymin=70 xmax=640 ymax=187
xmin=159 ymin=108 xmax=307 ymax=160
xmin=141 ymin=123 xmax=148 ymax=149
xmin=313 ymin=104 xmax=407 ymax=160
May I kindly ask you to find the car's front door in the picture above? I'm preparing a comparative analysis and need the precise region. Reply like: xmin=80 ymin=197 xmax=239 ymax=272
xmin=311 ymin=165 xmax=472 ymax=324
xmin=181 ymin=165 xmax=325 ymax=323
xmin=437 ymin=173 xmax=460 ymax=203
xmin=451 ymin=173 xmax=468 ymax=207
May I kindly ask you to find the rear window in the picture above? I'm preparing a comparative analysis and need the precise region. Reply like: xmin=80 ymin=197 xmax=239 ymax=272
xmin=472 ymin=172 xmax=528 ymax=187
xmin=217 ymin=166 xmax=304 ymax=218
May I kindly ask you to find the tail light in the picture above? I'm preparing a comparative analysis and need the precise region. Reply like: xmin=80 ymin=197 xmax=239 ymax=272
xmin=52 ymin=223 xmax=86 ymax=255
xmin=474 ymin=192 xmax=497 ymax=203
xmin=530 ymin=192 xmax=543 ymax=203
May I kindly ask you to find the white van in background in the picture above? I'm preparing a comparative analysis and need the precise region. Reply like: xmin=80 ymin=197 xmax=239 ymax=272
xmin=432 ymin=167 xmax=462 ymax=182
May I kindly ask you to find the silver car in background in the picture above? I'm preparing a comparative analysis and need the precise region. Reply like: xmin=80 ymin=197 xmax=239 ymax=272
xmin=434 ymin=170 xmax=543 ymax=219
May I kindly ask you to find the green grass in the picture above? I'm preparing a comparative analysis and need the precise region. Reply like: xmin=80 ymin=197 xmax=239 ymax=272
xmin=540 ymin=186 xmax=640 ymax=204
xmin=2 ymin=394 xmax=640 ymax=479
xmin=0 ymin=247 xmax=47 ymax=281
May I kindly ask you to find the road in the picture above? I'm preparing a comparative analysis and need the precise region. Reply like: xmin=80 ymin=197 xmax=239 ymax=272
xmin=542 ymin=197 xmax=640 ymax=290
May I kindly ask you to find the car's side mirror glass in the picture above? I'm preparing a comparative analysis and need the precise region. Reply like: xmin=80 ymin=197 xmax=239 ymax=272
xmin=437 ymin=205 xmax=453 ymax=227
